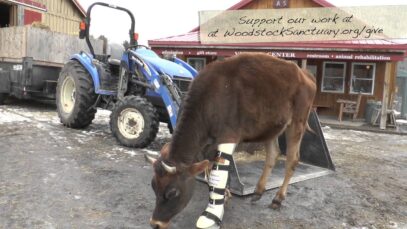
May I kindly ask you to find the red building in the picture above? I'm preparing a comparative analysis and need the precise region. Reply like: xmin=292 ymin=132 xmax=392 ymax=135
xmin=149 ymin=0 xmax=407 ymax=127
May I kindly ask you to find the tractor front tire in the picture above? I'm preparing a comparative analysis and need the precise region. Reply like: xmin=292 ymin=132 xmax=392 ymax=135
xmin=56 ymin=60 xmax=97 ymax=128
xmin=110 ymin=96 xmax=159 ymax=148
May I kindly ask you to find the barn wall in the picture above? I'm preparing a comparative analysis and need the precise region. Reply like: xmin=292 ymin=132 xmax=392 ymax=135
xmin=0 ymin=26 xmax=102 ymax=64
xmin=34 ymin=0 xmax=83 ymax=35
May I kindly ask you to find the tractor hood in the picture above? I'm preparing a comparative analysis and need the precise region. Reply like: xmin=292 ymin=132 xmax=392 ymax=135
xmin=135 ymin=49 xmax=194 ymax=79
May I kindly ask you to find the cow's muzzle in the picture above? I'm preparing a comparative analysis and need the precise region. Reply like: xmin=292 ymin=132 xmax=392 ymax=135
xmin=150 ymin=218 xmax=169 ymax=229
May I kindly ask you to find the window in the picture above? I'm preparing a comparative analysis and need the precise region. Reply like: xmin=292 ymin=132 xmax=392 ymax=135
xmin=187 ymin=58 xmax=206 ymax=72
xmin=350 ymin=63 xmax=375 ymax=95
xmin=322 ymin=62 xmax=346 ymax=93
xmin=306 ymin=65 xmax=317 ymax=78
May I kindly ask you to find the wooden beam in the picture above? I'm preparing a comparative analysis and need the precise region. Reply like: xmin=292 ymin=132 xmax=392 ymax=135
xmin=301 ymin=59 xmax=307 ymax=69
xmin=402 ymin=77 xmax=407 ymax=118
xmin=380 ymin=62 xmax=392 ymax=129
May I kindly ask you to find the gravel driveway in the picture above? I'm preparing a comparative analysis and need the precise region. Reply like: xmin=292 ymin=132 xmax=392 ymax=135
xmin=0 ymin=100 xmax=406 ymax=228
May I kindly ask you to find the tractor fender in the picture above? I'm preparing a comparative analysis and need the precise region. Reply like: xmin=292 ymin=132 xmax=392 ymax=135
xmin=70 ymin=52 xmax=101 ymax=92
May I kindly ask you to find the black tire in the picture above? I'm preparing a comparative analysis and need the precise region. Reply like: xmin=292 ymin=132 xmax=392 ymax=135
xmin=0 ymin=93 xmax=7 ymax=105
xmin=56 ymin=60 xmax=97 ymax=128
xmin=110 ymin=96 xmax=159 ymax=148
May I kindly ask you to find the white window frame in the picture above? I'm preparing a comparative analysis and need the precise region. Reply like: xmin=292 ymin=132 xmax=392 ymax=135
xmin=306 ymin=64 xmax=317 ymax=78
xmin=321 ymin=61 xmax=346 ymax=93
xmin=187 ymin=57 xmax=206 ymax=72
xmin=350 ymin=62 xmax=376 ymax=95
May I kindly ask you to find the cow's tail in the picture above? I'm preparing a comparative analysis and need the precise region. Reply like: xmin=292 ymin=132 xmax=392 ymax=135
xmin=306 ymin=121 xmax=316 ymax=135
xmin=305 ymin=105 xmax=316 ymax=135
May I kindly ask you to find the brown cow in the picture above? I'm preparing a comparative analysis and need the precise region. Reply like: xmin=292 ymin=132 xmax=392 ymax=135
xmin=146 ymin=53 xmax=316 ymax=229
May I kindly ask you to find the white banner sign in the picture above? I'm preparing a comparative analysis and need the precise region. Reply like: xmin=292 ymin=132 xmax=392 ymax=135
xmin=199 ymin=6 xmax=407 ymax=44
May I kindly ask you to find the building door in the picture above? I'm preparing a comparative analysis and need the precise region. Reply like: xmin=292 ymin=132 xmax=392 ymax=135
xmin=0 ymin=2 xmax=18 ymax=27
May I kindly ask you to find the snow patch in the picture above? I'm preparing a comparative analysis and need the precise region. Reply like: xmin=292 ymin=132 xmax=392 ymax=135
xmin=396 ymin=119 xmax=407 ymax=124
xmin=104 ymin=152 xmax=116 ymax=160
xmin=143 ymin=149 xmax=159 ymax=156
xmin=123 ymin=150 xmax=138 ymax=157
xmin=0 ymin=110 xmax=31 ymax=123
xmin=92 ymin=109 xmax=111 ymax=125
xmin=113 ymin=147 xmax=124 ymax=152
xmin=112 ymin=146 xmax=139 ymax=157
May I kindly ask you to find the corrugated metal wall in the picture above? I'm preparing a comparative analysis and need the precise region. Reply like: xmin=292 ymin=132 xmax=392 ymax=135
xmin=36 ymin=0 xmax=83 ymax=35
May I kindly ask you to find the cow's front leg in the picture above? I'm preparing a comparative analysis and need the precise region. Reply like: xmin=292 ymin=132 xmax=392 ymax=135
xmin=205 ymin=165 xmax=232 ymax=204
xmin=196 ymin=143 xmax=236 ymax=229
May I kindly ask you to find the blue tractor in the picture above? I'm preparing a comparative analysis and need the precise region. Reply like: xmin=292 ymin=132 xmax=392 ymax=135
xmin=56 ymin=2 xmax=197 ymax=147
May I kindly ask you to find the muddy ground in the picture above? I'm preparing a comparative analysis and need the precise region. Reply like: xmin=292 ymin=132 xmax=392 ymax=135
xmin=0 ymin=100 xmax=406 ymax=229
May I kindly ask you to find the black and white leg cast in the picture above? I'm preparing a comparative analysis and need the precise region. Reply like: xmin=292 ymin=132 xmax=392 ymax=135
xmin=196 ymin=143 xmax=236 ymax=229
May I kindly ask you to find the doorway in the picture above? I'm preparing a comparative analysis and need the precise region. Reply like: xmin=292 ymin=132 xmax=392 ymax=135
xmin=0 ymin=2 xmax=11 ymax=27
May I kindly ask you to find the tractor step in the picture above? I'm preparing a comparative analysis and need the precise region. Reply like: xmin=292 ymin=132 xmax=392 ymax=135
xmin=197 ymin=111 xmax=335 ymax=196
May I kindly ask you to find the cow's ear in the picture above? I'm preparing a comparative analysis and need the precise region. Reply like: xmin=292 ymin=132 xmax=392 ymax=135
xmin=160 ymin=142 xmax=171 ymax=158
xmin=188 ymin=160 xmax=210 ymax=176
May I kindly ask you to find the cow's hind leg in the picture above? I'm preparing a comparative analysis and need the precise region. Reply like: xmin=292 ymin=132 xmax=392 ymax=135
xmin=270 ymin=123 xmax=304 ymax=209
xmin=251 ymin=138 xmax=281 ymax=202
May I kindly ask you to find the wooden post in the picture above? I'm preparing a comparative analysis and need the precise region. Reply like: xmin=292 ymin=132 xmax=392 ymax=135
xmin=402 ymin=77 xmax=407 ymax=118
xmin=301 ymin=59 xmax=307 ymax=69
xmin=17 ymin=5 xmax=24 ymax=26
xmin=380 ymin=62 xmax=392 ymax=129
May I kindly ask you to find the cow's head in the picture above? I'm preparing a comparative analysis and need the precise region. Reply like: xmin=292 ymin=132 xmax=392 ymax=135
xmin=146 ymin=143 xmax=209 ymax=229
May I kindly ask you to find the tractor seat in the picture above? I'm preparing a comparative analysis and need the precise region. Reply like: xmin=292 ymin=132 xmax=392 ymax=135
xmin=108 ymin=58 xmax=121 ymax=66
xmin=107 ymin=43 xmax=124 ymax=66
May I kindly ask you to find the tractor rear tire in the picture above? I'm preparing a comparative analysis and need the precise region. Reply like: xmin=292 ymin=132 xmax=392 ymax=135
xmin=110 ymin=96 xmax=159 ymax=148
xmin=56 ymin=60 xmax=97 ymax=128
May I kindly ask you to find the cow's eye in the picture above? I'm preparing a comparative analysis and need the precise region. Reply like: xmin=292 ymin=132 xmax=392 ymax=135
xmin=164 ymin=188 xmax=180 ymax=200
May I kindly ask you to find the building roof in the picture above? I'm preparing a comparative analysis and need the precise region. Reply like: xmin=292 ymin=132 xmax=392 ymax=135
xmin=149 ymin=0 xmax=407 ymax=52
xmin=71 ymin=0 xmax=86 ymax=17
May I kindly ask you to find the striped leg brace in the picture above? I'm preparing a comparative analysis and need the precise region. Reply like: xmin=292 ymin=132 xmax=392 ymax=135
xmin=196 ymin=143 xmax=236 ymax=229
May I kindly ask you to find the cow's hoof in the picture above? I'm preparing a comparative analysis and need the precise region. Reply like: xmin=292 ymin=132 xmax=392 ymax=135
xmin=251 ymin=193 xmax=262 ymax=203
xmin=269 ymin=199 xmax=282 ymax=209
